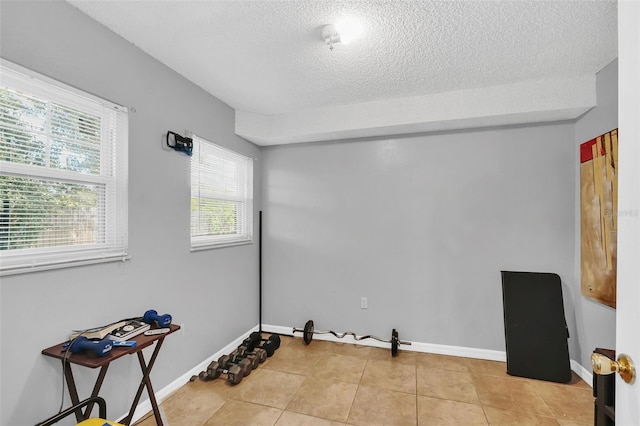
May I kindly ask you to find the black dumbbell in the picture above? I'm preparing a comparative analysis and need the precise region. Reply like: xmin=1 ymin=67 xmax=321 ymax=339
xmin=250 ymin=332 xmax=281 ymax=350
xmin=243 ymin=337 xmax=276 ymax=357
xmin=240 ymin=332 xmax=279 ymax=351
xmin=229 ymin=348 xmax=261 ymax=369
xmin=218 ymin=354 xmax=253 ymax=377
xmin=241 ymin=333 xmax=279 ymax=357
xmin=239 ymin=334 xmax=269 ymax=355
xmin=235 ymin=346 xmax=267 ymax=364
xmin=199 ymin=360 xmax=243 ymax=385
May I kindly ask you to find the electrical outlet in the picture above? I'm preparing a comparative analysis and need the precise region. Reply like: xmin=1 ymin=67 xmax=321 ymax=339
xmin=360 ymin=297 xmax=368 ymax=309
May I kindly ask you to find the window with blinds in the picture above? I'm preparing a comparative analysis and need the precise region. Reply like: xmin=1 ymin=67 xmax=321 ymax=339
xmin=190 ymin=135 xmax=253 ymax=249
xmin=0 ymin=59 xmax=128 ymax=275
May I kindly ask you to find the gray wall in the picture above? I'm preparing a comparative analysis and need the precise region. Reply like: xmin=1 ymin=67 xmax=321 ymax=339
xmin=261 ymin=123 xmax=578 ymax=355
xmin=261 ymin=61 xmax=619 ymax=372
xmin=0 ymin=1 xmax=261 ymax=424
xmin=572 ymin=60 xmax=618 ymax=369
xmin=0 ymin=1 xmax=618 ymax=424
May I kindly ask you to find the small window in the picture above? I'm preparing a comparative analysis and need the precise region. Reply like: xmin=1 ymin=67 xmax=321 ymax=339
xmin=190 ymin=135 xmax=253 ymax=250
xmin=0 ymin=59 xmax=128 ymax=275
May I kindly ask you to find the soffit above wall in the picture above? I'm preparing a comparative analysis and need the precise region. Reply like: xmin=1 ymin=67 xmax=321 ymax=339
xmin=66 ymin=0 xmax=617 ymax=146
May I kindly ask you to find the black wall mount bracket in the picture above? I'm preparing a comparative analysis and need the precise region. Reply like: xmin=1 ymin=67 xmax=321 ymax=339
xmin=166 ymin=131 xmax=193 ymax=156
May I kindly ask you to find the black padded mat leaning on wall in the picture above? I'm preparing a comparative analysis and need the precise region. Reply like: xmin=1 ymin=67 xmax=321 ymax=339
xmin=501 ymin=271 xmax=572 ymax=383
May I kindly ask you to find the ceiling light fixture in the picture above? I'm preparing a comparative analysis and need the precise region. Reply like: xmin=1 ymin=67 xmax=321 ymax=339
xmin=322 ymin=17 xmax=363 ymax=51
xmin=322 ymin=24 xmax=340 ymax=51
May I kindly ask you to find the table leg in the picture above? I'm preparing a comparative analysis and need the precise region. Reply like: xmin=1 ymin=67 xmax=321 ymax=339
xmin=122 ymin=338 xmax=165 ymax=426
xmin=138 ymin=351 xmax=163 ymax=426
xmin=62 ymin=361 xmax=83 ymax=423
xmin=84 ymin=365 xmax=109 ymax=418
xmin=62 ymin=361 xmax=109 ymax=422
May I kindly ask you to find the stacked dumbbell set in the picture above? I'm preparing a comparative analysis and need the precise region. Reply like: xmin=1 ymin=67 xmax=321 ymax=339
xmin=195 ymin=332 xmax=281 ymax=385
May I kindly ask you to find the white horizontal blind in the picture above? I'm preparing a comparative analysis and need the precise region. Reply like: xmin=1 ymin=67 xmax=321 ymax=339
xmin=191 ymin=135 xmax=253 ymax=249
xmin=0 ymin=59 xmax=128 ymax=275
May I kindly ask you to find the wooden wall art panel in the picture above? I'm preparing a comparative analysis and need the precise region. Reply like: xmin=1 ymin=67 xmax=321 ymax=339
xmin=580 ymin=129 xmax=618 ymax=308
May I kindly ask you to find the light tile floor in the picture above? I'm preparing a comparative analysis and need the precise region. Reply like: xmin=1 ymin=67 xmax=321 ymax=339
xmin=134 ymin=335 xmax=593 ymax=425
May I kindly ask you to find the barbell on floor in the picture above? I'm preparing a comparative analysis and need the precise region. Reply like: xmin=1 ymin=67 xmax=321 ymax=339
xmin=292 ymin=320 xmax=411 ymax=357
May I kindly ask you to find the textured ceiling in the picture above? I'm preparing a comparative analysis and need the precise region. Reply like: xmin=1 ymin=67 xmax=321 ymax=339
xmin=67 ymin=0 xmax=618 ymax=145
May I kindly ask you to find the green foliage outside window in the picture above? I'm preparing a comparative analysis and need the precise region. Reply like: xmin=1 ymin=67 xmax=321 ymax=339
xmin=191 ymin=198 xmax=239 ymax=237
xmin=0 ymin=87 xmax=101 ymax=251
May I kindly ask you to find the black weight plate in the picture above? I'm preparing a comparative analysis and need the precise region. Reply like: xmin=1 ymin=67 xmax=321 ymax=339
xmin=391 ymin=329 xmax=399 ymax=357
xmin=247 ymin=333 xmax=261 ymax=350
xmin=269 ymin=334 xmax=281 ymax=349
xmin=303 ymin=320 xmax=314 ymax=345
xmin=261 ymin=339 xmax=276 ymax=357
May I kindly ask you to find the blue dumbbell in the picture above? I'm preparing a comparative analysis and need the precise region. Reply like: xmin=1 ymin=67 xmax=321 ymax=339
xmin=143 ymin=309 xmax=172 ymax=327
xmin=69 ymin=337 xmax=113 ymax=357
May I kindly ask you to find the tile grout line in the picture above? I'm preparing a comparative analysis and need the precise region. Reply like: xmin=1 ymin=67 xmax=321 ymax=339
xmin=469 ymin=372 xmax=489 ymax=425
xmin=531 ymin=383 xmax=555 ymax=422
xmin=415 ymin=362 xmax=419 ymax=426
xmin=344 ymin=355 xmax=369 ymax=424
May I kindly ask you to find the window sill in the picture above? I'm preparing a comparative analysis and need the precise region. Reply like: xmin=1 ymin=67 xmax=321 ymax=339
xmin=0 ymin=254 xmax=131 ymax=277
xmin=190 ymin=240 xmax=253 ymax=252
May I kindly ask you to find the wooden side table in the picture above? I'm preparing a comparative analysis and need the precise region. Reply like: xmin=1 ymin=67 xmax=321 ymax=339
xmin=42 ymin=324 xmax=180 ymax=425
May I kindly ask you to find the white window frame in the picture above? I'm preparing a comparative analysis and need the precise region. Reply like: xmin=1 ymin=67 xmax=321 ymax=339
xmin=190 ymin=135 xmax=253 ymax=250
xmin=0 ymin=59 xmax=128 ymax=275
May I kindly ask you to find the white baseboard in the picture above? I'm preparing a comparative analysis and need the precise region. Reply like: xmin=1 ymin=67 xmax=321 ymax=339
xmin=571 ymin=359 xmax=594 ymax=385
xmin=118 ymin=324 xmax=260 ymax=425
xmin=264 ymin=324 xmax=507 ymax=361
xmin=122 ymin=323 xmax=594 ymax=422
xmin=266 ymin=323 xmax=592 ymax=386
